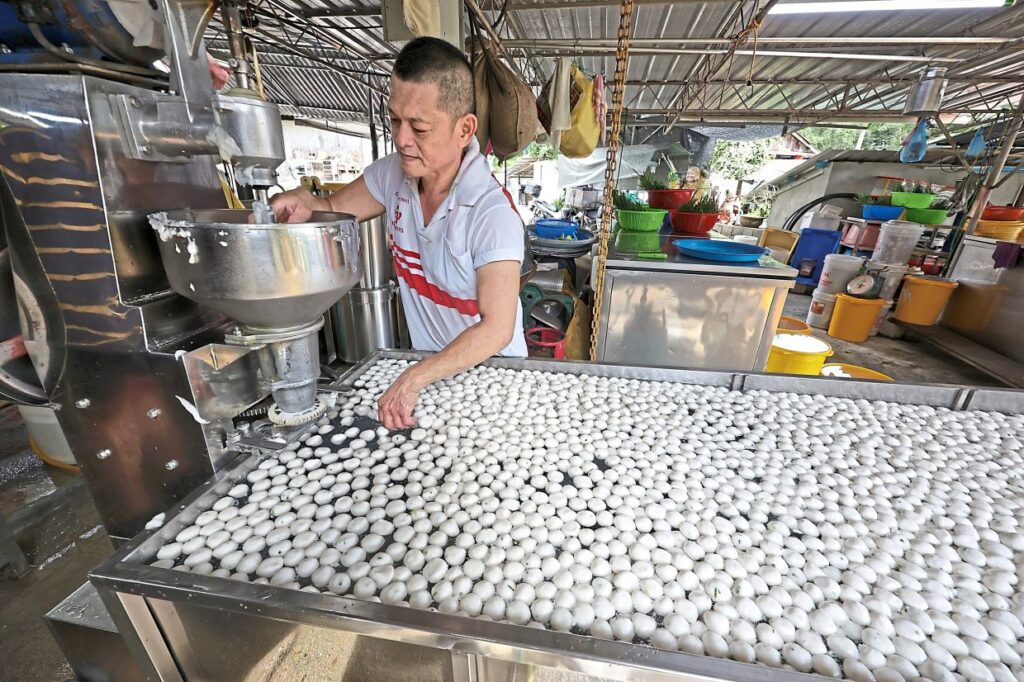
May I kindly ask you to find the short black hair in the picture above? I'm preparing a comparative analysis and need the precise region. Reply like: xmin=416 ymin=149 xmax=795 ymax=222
xmin=393 ymin=37 xmax=474 ymax=121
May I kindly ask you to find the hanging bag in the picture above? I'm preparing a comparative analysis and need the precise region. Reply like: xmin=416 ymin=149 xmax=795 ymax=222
xmin=558 ymin=64 xmax=600 ymax=158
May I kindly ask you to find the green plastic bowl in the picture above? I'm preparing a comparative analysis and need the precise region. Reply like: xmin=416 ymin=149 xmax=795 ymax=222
xmin=615 ymin=231 xmax=662 ymax=253
xmin=617 ymin=209 xmax=668 ymax=232
xmin=904 ymin=207 xmax=948 ymax=225
xmin=890 ymin=192 xmax=935 ymax=209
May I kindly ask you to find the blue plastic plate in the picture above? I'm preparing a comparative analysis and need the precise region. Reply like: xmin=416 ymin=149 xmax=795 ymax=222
xmin=673 ymin=239 xmax=768 ymax=262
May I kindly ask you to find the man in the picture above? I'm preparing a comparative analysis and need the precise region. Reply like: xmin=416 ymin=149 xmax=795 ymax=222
xmin=271 ymin=37 xmax=527 ymax=430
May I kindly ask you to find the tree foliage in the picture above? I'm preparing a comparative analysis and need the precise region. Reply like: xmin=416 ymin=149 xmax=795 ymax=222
xmin=709 ymin=139 xmax=773 ymax=181
xmin=798 ymin=123 xmax=913 ymax=152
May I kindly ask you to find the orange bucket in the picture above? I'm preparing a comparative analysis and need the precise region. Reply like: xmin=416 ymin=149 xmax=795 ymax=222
xmin=828 ymin=294 xmax=888 ymax=343
xmin=893 ymin=275 xmax=959 ymax=326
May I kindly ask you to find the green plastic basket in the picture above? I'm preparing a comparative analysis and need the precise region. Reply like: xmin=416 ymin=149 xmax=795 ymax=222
xmin=616 ymin=209 xmax=667 ymax=232
xmin=890 ymin=192 xmax=935 ymax=209
xmin=904 ymin=207 xmax=948 ymax=225
xmin=615 ymin=231 xmax=662 ymax=253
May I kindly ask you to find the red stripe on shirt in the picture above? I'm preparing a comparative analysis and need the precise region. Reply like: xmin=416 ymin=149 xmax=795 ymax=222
xmin=392 ymin=253 xmax=480 ymax=317
xmin=491 ymin=174 xmax=518 ymax=211
xmin=392 ymin=250 xmax=423 ymax=273
xmin=391 ymin=242 xmax=420 ymax=260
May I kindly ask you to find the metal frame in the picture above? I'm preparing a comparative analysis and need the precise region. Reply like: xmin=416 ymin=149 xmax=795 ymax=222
xmin=91 ymin=350 xmax=1024 ymax=681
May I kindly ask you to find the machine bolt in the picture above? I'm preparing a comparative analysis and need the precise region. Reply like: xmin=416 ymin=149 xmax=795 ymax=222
xmin=139 ymin=145 xmax=152 ymax=154
xmin=165 ymin=460 xmax=179 ymax=471
xmin=128 ymin=96 xmax=141 ymax=109
xmin=147 ymin=408 xmax=162 ymax=419
xmin=96 ymin=449 xmax=111 ymax=460
xmin=75 ymin=398 xmax=91 ymax=408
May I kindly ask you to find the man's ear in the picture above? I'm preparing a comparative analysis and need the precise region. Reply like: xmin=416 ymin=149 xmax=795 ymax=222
xmin=456 ymin=113 xmax=478 ymax=145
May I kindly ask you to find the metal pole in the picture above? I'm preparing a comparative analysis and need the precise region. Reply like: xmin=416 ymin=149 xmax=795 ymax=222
xmin=590 ymin=0 xmax=635 ymax=362
xmin=964 ymin=98 xmax=1024 ymax=235
xmin=220 ymin=2 xmax=252 ymax=90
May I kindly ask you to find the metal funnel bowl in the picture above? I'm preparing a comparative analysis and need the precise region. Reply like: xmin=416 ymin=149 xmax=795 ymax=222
xmin=150 ymin=209 xmax=362 ymax=329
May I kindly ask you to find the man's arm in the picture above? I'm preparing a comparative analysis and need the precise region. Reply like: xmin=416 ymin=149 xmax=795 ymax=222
xmin=270 ymin=176 xmax=385 ymax=223
xmin=377 ymin=260 xmax=521 ymax=430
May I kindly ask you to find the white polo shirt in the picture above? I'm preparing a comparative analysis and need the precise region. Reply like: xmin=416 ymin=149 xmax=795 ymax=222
xmin=363 ymin=138 xmax=528 ymax=357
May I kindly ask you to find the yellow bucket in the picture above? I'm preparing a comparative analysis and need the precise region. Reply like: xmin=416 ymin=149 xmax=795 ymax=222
xmin=777 ymin=315 xmax=812 ymax=335
xmin=766 ymin=334 xmax=833 ymax=376
xmin=828 ymin=294 xmax=888 ymax=343
xmin=821 ymin=363 xmax=893 ymax=382
xmin=893 ymin=275 xmax=959 ymax=326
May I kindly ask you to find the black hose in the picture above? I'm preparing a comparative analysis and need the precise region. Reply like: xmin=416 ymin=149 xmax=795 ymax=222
xmin=28 ymin=23 xmax=164 ymax=78
xmin=782 ymin=193 xmax=858 ymax=232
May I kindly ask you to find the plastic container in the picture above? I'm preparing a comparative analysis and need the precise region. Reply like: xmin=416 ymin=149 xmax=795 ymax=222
xmin=525 ymin=327 xmax=566 ymax=359
xmin=890 ymin=192 xmax=935 ymax=209
xmin=975 ymin=220 xmax=1024 ymax=242
xmin=534 ymin=219 xmax=578 ymax=240
xmin=670 ymin=211 xmax=717 ymax=235
xmin=614 ymin=230 xmax=662 ymax=253
xmin=828 ymin=293 xmax=888 ymax=342
xmin=861 ymin=204 xmax=904 ymax=221
xmin=821 ymin=364 xmax=893 ymax=382
xmin=981 ymin=205 xmax=1024 ymax=222
xmin=789 ymin=227 xmax=843 ymax=286
xmin=871 ymin=220 xmax=926 ymax=265
xmin=732 ymin=235 xmax=759 ymax=246
xmin=893 ymin=275 xmax=959 ymax=326
xmin=904 ymin=207 xmax=948 ymax=225
xmin=646 ymin=188 xmax=695 ymax=211
xmin=616 ymin=209 xmax=667 ymax=232
xmin=777 ymin=315 xmax=812 ymax=335
xmin=766 ymin=334 xmax=833 ymax=376
xmin=17 ymin=405 xmax=77 ymax=470
xmin=818 ymin=254 xmax=865 ymax=295
xmin=806 ymin=290 xmax=837 ymax=329
xmin=942 ymin=280 xmax=1006 ymax=332
xmin=866 ymin=261 xmax=909 ymax=301
xmin=868 ymin=299 xmax=894 ymax=337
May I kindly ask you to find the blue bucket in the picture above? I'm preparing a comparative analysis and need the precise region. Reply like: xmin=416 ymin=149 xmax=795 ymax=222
xmin=534 ymin=219 xmax=578 ymax=240
xmin=862 ymin=204 xmax=904 ymax=221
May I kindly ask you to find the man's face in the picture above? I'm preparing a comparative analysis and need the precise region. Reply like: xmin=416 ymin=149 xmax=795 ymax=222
xmin=388 ymin=76 xmax=475 ymax=179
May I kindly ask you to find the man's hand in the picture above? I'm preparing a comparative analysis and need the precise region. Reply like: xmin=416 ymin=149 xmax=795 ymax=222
xmin=377 ymin=367 xmax=425 ymax=430
xmin=269 ymin=188 xmax=328 ymax=223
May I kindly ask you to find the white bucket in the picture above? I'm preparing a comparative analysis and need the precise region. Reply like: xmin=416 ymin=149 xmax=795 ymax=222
xmin=869 ymin=299 xmax=894 ymax=337
xmin=17 ymin=405 xmax=76 ymax=469
xmin=806 ymin=289 xmax=838 ymax=329
xmin=733 ymin=235 xmax=759 ymax=246
xmin=818 ymin=254 xmax=865 ymax=295
xmin=867 ymin=261 xmax=910 ymax=301
xmin=872 ymin=220 xmax=926 ymax=265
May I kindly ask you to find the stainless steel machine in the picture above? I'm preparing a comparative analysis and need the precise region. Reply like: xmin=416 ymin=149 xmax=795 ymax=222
xmin=0 ymin=0 xmax=361 ymax=541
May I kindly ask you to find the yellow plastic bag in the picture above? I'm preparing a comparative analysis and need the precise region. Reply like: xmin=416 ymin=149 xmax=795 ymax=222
xmin=559 ymin=65 xmax=600 ymax=158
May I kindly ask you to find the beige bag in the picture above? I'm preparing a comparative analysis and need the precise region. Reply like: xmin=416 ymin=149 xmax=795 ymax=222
xmin=472 ymin=51 xmax=490 ymax=152
xmin=474 ymin=40 xmax=538 ymax=161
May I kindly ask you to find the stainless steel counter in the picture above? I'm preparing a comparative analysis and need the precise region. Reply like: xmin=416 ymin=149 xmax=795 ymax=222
xmin=597 ymin=236 xmax=798 ymax=371
xmin=89 ymin=351 xmax=1024 ymax=682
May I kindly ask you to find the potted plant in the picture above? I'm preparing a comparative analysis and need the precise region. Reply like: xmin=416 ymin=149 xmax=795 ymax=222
xmin=640 ymin=170 xmax=695 ymax=211
xmin=905 ymin=197 xmax=952 ymax=226
xmin=856 ymin=194 xmax=904 ymax=221
xmin=613 ymin=190 xmax=667 ymax=232
xmin=671 ymin=192 xmax=720 ymax=234
xmin=890 ymin=181 xmax=935 ymax=209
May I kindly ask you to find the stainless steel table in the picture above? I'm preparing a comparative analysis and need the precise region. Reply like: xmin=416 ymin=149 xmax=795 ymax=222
xmin=88 ymin=350 xmax=1024 ymax=682
xmin=596 ymin=237 xmax=798 ymax=371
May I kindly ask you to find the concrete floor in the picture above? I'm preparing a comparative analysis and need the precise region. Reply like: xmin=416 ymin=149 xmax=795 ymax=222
xmin=0 ymin=316 xmax=1006 ymax=680
xmin=0 ymin=407 xmax=113 ymax=682
xmin=782 ymin=292 xmax=1001 ymax=386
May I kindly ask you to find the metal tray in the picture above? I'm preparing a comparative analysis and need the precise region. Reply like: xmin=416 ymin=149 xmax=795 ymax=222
xmin=90 ymin=351 xmax=1024 ymax=681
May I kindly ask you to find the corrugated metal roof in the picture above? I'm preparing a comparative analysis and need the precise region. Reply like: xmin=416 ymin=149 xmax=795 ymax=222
xmin=210 ymin=1 xmax=1024 ymax=136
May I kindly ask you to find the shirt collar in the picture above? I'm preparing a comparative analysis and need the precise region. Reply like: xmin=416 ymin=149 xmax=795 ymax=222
xmin=402 ymin=137 xmax=491 ymax=209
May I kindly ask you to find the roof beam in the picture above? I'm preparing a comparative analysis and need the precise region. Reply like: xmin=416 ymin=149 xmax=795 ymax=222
xmin=624 ymin=77 xmax=1021 ymax=87
xmin=296 ymin=0 xmax=736 ymax=16
xmin=507 ymin=46 xmax=961 ymax=63
xmin=506 ymin=37 xmax=1015 ymax=47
